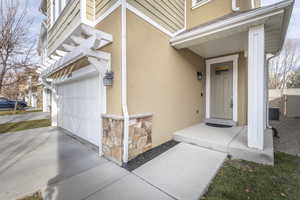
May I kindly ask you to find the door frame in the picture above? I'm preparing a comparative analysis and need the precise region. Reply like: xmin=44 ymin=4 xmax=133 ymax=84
xmin=205 ymin=54 xmax=239 ymax=122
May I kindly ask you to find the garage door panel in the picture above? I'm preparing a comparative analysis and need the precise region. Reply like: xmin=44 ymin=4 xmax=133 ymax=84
xmin=57 ymin=75 xmax=101 ymax=146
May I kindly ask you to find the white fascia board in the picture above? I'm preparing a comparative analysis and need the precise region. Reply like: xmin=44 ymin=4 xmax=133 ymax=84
xmin=94 ymin=0 xmax=121 ymax=26
xmin=170 ymin=0 xmax=293 ymax=47
xmin=172 ymin=10 xmax=284 ymax=49
xmin=80 ymin=24 xmax=113 ymax=44
xmin=126 ymin=3 xmax=175 ymax=37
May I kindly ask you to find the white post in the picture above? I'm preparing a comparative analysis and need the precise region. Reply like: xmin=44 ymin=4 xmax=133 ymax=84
xmin=51 ymin=85 xmax=58 ymax=127
xmin=247 ymin=24 xmax=265 ymax=150
xmin=43 ymin=88 xmax=46 ymax=112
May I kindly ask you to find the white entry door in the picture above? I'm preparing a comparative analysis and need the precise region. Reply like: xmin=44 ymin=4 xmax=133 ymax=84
xmin=56 ymin=74 xmax=102 ymax=146
xmin=210 ymin=61 xmax=233 ymax=120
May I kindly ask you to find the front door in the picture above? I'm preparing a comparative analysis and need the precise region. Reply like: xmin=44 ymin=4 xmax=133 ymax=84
xmin=210 ymin=61 xmax=233 ymax=120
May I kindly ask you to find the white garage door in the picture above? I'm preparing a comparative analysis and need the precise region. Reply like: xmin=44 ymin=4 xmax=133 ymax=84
xmin=56 ymin=74 xmax=102 ymax=146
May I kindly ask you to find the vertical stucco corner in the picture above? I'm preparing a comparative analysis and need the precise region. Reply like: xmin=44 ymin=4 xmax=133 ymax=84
xmin=94 ymin=7 xmax=123 ymax=115
xmin=238 ymin=52 xmax=248 ymax=126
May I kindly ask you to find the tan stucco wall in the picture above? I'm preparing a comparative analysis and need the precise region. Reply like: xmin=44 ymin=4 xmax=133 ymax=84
xmin=95 ymin=8 xmax=122 ymax=115
xmin=186 ymin=0 xmax=254 ymax=29
xmin=238 ymin=52 xmax=247 ymax=125
xmin=127 ymin=10 xmax=205 ymax=147
xmin=187 ymin=0 xmax=232 ymax=29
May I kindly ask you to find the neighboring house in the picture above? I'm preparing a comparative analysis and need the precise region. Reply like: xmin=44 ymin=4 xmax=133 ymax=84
xmin=38 ymin=0 xmax=294 ymax=165
xmin=269 ymin=88 xmax=300 ymax=117
xmin=4 ymin=68 xmax=43 ymax=109
xmin=37 ymin=20 xmax=52 ymax=112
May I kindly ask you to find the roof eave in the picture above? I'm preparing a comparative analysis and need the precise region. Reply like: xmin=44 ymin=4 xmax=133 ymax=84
xmin=274 ymin=0 xmax=294 ymax=55
xmin=170 ymin=0 xmax=294 ymax=50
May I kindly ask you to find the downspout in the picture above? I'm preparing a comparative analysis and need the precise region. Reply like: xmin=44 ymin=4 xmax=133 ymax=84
xmin=232 ymin=0 xmax=240 ymax=12
xmin=121 ymin=0 xmax=129 ymax=163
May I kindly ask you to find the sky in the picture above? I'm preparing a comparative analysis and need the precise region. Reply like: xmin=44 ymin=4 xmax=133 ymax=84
xmin=21 ymin=0 xmax=45 ymax=39
xmin=24 ymin=0 xmax=300 ymax=43
xmin=262 ymin=0 xmax=300 ymax=40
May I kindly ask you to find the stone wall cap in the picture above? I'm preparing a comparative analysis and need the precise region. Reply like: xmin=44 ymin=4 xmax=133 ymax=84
xmin=102 ymin=113 xmax=154 ymax=120
xmin=102 ymin=114 xmax=124 ymax=120
xmin=129 ymin=113 xmax=153 ymax=119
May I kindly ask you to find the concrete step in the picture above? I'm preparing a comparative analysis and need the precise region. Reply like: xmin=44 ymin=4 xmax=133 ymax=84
xmin=173 ymin=123 xmax=243 ymax=153
xmin=173 ymin=123 xmax=274 ymax=165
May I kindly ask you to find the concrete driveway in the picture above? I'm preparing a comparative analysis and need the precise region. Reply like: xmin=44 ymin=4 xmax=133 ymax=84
xmin=0 ymin=127 xmax=175 ymax=200
xmin=0 ymin=127 xmax=108 ymax=199
xmin=0 ymin=127 xmax=226 ymax=200
xmin=0 ymin=112 xmax=50 ymax=124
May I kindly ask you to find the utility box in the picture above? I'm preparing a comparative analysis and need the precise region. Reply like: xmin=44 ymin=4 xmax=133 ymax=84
xmin=269 ymin=107 xmax=280 ymax=121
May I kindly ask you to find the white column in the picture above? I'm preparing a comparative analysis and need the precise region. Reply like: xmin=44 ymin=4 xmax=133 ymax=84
xmin=51 ymin=86 xmax=58 ymax=127
xmin=247 ymin=24 xmax=265 ymax=150
xmin=43 ymin=88 xmax=48 ymax=112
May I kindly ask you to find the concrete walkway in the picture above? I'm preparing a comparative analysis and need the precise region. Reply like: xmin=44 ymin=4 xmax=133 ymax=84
xmin=134 ymin=143 xmax=227 ymax=200
xmin=0 ymin=111 xmax=50 ymax=124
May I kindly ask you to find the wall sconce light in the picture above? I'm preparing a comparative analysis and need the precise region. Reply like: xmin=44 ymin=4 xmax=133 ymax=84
xmin=197 ymin=72 xmax=203 ymax=80
xmin=103 ymin=71 xmax=114 ymax=86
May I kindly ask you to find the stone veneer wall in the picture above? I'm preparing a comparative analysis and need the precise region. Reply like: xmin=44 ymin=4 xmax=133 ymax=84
xmin=128 ymin=115 xmax=152 ymax=160
xmin=102 ymin=113 xmax=153 ymax=165
xmin=102 ymin=117 xmax=124 ymax=164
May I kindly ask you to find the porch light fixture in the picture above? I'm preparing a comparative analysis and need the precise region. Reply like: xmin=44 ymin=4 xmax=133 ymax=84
xmin=197 ymin=72 xmax=203 ymax=80
xmin=103 ymin=71 xmax=114 ymax=86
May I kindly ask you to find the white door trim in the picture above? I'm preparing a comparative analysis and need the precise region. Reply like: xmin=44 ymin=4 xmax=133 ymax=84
xmin=205 ymin=54 xmax=239 ymax=122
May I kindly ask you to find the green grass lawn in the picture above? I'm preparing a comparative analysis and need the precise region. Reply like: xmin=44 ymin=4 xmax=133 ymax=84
xmin=202 ymin=152 xmax=300 ymax=200
xmin=0 ymin=119 xmax=51 ymax=134
xmin=0 ymin=109 xmax=43 ymax=116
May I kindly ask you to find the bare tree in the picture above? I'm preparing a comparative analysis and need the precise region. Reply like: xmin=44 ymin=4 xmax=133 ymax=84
xmin=269 ymin=39 xmax=300 ymax=93
xmin=287 ymin=67 xmax=300 ymax=88
xmin=0 ymin=0 xmax=37 ymax=97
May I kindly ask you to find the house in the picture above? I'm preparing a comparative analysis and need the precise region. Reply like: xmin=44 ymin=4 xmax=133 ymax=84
xmin=38 ymin=0 xmax=294 ymax=165
xmin=269 ymin=88 xmax=300 ymax=117
xmin=37 ymin=20 xmax=52 ymax=112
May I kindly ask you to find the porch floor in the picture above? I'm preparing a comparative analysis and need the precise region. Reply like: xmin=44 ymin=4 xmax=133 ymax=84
xmin=174 ymin=123 xmax=274 ymax=165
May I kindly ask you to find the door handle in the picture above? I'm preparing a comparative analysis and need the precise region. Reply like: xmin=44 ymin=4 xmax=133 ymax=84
xmin=230 ymin=98 xmax=233 ymax=108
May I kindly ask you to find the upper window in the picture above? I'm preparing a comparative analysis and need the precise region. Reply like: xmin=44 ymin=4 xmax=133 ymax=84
xmin=192 ymin=0 xmax=211 ymax=9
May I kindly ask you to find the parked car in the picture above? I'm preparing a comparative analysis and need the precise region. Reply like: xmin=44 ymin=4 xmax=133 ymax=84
xmin=0 ymin=97 xmax=27 ymax=110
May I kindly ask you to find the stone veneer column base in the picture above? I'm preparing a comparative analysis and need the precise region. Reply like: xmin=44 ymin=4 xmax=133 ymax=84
xmin=102 ymin=113 xmax=153 ymax=165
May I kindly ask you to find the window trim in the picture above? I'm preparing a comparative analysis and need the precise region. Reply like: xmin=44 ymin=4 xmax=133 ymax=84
xmin=192 ymin=0 xmax=211 ymax=9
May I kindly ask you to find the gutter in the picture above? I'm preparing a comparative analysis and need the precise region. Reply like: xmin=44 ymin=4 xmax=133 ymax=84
xmin=121 ymin=0 xmax=130 ymax=163
xmin=266 ymin=53 xmax=279 ymax=129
